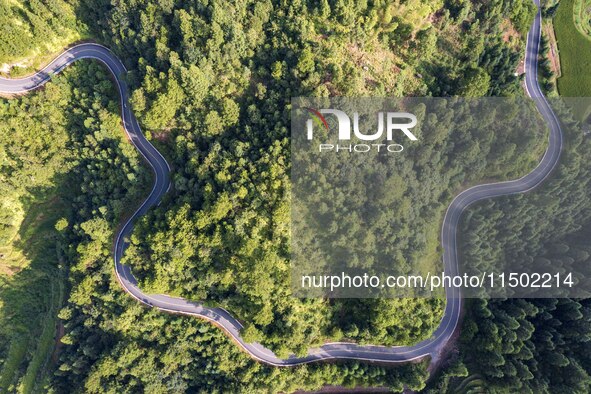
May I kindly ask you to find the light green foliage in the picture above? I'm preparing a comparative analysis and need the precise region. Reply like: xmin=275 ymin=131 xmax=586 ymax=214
xmin=510 ymin=1 xmax=538 ymax=35
xmin=78 ymin=0 xmax=538 ymax=355
xmin=456 ymin=67 xmax=491 ymax=97
xmin=0 ymin=56 xmax=434 ymax=394
xmin=0 ymin=73 xmax=79 ymax=393
xmin=142 ymin=77 xmax=185 ymax=130
xmin=0 ymin=0 xmax=84 ymax=69
xmin=573 ymin=0 xmax=591 ymax=38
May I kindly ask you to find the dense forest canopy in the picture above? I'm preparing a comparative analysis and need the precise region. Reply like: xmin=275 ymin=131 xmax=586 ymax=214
xmin=105 ymin=0 xmax=540 ymax=352
xmin=290 ymin=97 xmax=547 ymax=300
xmin=0 ymin=62 xmax=431 ymax=392
xmin=6 ymin=0 xmax=590 ymax=392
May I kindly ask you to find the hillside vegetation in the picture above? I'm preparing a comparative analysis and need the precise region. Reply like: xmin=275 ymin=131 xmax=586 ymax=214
xmin=0 ymin=0 xmax=86 ymax=75
xmin=0 ymin=0 xmax=546 ymax=391
xmin=95 ymin=0 xmax=538 ymax=355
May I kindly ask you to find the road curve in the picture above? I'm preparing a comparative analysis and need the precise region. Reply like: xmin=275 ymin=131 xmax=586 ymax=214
xmin=0 ymin=1 xmax=561 ymax=366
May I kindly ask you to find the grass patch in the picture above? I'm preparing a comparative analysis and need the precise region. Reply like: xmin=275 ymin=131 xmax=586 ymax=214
xmin=18 ymin=270 xmax=64 ymax=394
xmin=573 ymin=0 xmax=591 ymax=39
xmin=0 ymin=336 xmax=28 ymax=391
xmin=555 ymin=0 xmax=591 ymax=120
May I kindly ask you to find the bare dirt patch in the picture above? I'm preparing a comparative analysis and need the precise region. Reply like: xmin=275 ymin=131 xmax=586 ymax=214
xmin=501 ymin=19 xmax=521 ymax=45
xmin=152 ymin=130 xmax=172 ymax=143
xmin=345 ymin=41 xmax=402 ymax=92
xmin=543 ymin=21 xmax=562 ymax=77
xmin=516 ymin=58 xmax=525 ymax=75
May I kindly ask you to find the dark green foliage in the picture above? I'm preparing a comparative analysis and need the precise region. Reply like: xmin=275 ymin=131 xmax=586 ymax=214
xmin=64 ymin=0 xmax=541 ymax=354
xmin=538 ymin=33 xmax=558 ymax=96
xmin=0 ymin=61 xmax=149 ymax=391
xmin=428 ymin=298 xmax=591 ymax=393
xmin=0 ymin=0 xmax=547 ymax=391
xmin=459 ymin=100 xmax=591 ymax=294
xmin=427 ymin=101 xmax=591 ymax=393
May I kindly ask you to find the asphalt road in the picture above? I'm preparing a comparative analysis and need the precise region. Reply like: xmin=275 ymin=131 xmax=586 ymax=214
xmin=0 ymin=0 xmax=562 ymax=366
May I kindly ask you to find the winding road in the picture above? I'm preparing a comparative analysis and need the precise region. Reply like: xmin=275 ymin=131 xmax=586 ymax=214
xmin=0 ymin=0 xmax=562 ymax=366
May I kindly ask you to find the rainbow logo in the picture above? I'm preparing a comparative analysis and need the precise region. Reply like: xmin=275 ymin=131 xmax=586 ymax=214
xmin=304 ymin=107 xmax=329 ymax=131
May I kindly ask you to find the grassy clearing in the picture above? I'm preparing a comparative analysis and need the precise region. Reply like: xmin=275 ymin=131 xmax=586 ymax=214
xmin=554 ymin=0 xmax=591 ymax=120
xmin=0 ymin=196 xmax=68 ymax=393
xmin=0 ymin=336 xmax=28 ymax=391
